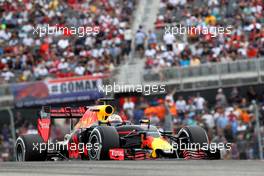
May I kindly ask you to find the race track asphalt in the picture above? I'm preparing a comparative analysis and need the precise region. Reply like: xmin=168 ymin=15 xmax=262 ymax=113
xmin=0 ymin=160 xmax=263 ymax=176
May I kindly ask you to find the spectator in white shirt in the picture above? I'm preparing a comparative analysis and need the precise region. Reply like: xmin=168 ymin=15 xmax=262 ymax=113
xmin=123 ymin=26 xmax=132 ymax=57
xmin=0 ymin=29 xmax=11 ymax=41
xmin=185 ymin=98 xmax=196 ymax=113
xmin=176 ymin=96 xmax=186 ymax=113
xmin=74 ymin=64 xmax=85 ymax=76
xmin=144 ymin=46 xmax=156 ymax=58
xmin=163 ymin=32 xmax=175 ymax=51
xmin=202 ymin=110 xmax=215 ymax=129
xmin=1 ymin=67 xmax=15 ymax=82
xmin=35 ymin=65 xmax=48 ymax=78
xmin=58 ymin=38 xmax=69 ymax=49
xmin=194 ymin=93 xmax=206 ymax=113
xmin=123 ymin=98 xmax=135 ymax=121
xmin=208 ymin=0 xmax=219 ymax=6
xmin=58 ymin=58 xmax=69 ymax=71
xmin=176 ymin=96 xmax=187 ymax=120
xmin=22 ymin=37 xmax=34 ymax=46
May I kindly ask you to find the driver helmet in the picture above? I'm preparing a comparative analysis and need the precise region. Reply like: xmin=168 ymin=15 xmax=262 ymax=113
xmin=107 ymin=114 xmax=123 ymax=126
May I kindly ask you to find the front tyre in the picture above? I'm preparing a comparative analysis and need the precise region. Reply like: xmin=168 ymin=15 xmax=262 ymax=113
xmin=178 ymin=126 xmax=209 ymax=146
xmin=178 ymin=126 xmax=221 ymax=159
xmin=177 ymin=126 xmax=210 ymax=159
xmin=16 ymin=134 xmax=47 ymax=161
xmin=88 ymin=126 xmax=119 ymax=160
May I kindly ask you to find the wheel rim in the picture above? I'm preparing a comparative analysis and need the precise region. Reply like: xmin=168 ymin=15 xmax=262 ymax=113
xmin=16 ymin=144 xmax=24 ymax=161
xmin=89 ymin=134 xmax=100 ymax=159
xmin=178 ymin=129 xmax=190 ymax=144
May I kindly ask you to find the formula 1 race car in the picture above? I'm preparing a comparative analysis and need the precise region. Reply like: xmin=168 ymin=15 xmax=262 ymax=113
xmin=15 ymin=98 xmax=220 ymax=161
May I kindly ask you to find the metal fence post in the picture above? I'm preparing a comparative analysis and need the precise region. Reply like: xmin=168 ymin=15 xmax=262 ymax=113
xmin=217 ymin=63 xmax=222 ymax=87
xmin=257 ymin=59 xmax=261 ymax=83
xmin=253 ymin=101 xmax=263 ymax=160
xmin=179 ymin=67 xmax=183 ymax=91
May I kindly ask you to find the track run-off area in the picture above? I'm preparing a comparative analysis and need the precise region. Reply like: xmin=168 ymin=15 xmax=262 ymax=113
xmin=0 ymin=160 xmax=263 ymax=176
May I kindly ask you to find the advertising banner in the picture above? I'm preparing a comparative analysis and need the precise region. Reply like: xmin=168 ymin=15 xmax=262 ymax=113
xmin=10 ymin=75 xmax=108 ymax=107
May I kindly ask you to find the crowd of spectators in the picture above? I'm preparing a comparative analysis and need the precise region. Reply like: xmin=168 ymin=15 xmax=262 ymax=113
xmin=144 ymin=0 xmax=264 ymax=71
xmin=0 ymin=0 xmax=136 ymax=83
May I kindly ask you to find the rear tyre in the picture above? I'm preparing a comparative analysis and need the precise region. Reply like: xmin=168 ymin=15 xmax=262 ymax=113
xmin=88 ymin=126 xmax=119 ymax=160
xmin=16 ymin=134 xmax=47 ymax=161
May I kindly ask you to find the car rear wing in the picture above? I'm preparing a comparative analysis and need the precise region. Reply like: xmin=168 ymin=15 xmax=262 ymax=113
xmin=40 ymin=106 xmax=87 ymax=119
xmin=38 ymin=106 xmax=87 ymax=142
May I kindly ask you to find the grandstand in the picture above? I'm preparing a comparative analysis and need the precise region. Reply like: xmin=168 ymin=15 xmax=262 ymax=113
xmin=0 ymin=0 xmax=263 ymax=161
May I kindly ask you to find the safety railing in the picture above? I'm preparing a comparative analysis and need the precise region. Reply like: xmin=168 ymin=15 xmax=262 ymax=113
xmin=142 ymin=58 xmax=264 ymax=91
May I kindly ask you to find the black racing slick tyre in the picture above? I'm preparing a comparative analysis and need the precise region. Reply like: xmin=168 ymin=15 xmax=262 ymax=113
xmin=177 ymin=126 xmax=221 ymax=159
xmin=16 ymin=134 xmax=47 ymax=161
xmin=178 ymin=126 xmax=209 ymax=146
xmin=88 ymin=126 xmax=120 ymax=160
